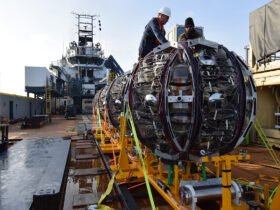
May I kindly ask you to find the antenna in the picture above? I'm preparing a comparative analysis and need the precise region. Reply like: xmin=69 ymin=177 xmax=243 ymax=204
xmin=71 ymin=12 xmax=101 ymax=47
xmin=98 ymin=19 xmax=102 ymax=31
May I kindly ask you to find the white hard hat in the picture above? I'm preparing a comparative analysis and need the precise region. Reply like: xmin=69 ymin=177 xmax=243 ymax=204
xmin=158 ymin=7 xmax=171 ymax=17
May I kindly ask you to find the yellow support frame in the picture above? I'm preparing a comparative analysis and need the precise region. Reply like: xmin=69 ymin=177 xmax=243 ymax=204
xmin=270 ymin=184 xmax=280 ymax=210
xmin=96 ymin=107 xmax=120 ymax=154
xmin=142 ymin=153 xmax=251 ymax=210
xmin=201 ymin=154 xmax=250 ymax=210
xmin=94 ymin=109 xmax=261 ymax=210
xmin=93 ymin=107 xmax=103 ymax=141
xmin=93 ymin=103 xmax=275 ymax=210
xmin=110 ymin=114 xmax=144 ymax=182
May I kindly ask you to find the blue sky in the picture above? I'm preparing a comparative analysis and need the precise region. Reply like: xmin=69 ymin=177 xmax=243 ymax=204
xmin=0 ymin=0 xmax=270 ymax=95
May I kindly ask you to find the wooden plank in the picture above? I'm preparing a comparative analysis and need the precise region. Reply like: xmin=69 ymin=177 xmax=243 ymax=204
xmin=76 ymin=145 xmax=96 ymax=149
xmin=71 ymin=136 xmax=84 ymax=141
xmin=72 ymin=193 xmax=101 ymax=207
xmin=76 ymin=160 xmax=95 ymax=169
xmin=73 ymin=168 xmax=107 ymax=176
xmin=259 ymin=174 xmax=280 ymax=182
xmin=75 ymin=148 xmax=98 ymax=155
xmin=76 ymin=154 xmax=100 ymax=160
xmin=75 ymin=143 xmax=96 ymax=148
xmin=259 ymin=163 xmax=280 ymax=170
xmin=76 ymin=140 xmax=95 ymax=144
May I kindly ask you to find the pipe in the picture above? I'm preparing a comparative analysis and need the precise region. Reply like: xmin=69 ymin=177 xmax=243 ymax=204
xmin=179 ymin=178 xmax=242 ymax=206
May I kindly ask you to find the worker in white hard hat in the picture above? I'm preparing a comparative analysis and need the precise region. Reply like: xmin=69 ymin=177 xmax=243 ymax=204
xmin=138 ymin=7 xmax=171 ymax=59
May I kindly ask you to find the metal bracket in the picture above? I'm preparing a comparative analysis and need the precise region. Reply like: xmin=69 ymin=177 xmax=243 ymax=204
xmin=168 ymin=95 xmax=193 ymax=103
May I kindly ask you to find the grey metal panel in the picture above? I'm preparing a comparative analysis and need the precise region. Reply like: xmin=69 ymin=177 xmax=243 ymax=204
xmin=250 ymin=0 xmax=280 ymax=61
xmin=0 ymin=138 xmax=70 ymax=210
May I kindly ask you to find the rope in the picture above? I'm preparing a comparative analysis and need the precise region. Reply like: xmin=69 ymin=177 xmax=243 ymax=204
xmin=127 ymin=103 xmax=156 ymax=210
xmin=268 ymin=186 xmax=278 ymax=208
xmin=254 ymin=119 xmax=280 ymax=166
xmin=96 ymin=107 xmax=104 ymax=142
xmin=97 ymin=173 xmax=116 ymax=210
xmin=110 ymin=137 xmax=117 ymax=168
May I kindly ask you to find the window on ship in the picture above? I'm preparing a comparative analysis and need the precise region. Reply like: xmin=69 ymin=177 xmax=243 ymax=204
xmin=87 ymin=69 xmax=93 ymax=78
xmin=81 ymin=68 xmax=86 ymax=78
xmin=88 ymin=57 xmax=104 ymax=65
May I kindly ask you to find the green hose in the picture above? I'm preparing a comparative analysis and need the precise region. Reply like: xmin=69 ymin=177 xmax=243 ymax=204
xmin=168 ymin=164 xmax=174 ymax=185
xmin=202 ymin=162 xmax=207 ymax=181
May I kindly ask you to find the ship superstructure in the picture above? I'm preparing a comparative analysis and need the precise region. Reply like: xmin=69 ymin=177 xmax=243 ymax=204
xmin=50 ymin=14 xmax=108 ymax=113
xmin=26 ymin=13 xmax=123 ymax=114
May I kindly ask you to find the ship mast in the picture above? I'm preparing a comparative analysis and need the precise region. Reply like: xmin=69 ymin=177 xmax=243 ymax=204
xmin=72 ymin=13 xmax=101 ymax=48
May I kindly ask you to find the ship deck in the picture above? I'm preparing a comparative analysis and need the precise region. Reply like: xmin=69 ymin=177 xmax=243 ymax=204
xmin=3 ymin=115 xmax=280 ymax=209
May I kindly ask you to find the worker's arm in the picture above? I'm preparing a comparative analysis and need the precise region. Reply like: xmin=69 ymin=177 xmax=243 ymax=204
xmin=149 ymin=19 xmax=168 ymax=44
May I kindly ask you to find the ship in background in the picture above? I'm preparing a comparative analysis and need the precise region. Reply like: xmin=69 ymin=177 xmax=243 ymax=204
xmin=25 ymin=13 xmax=124 ymax=114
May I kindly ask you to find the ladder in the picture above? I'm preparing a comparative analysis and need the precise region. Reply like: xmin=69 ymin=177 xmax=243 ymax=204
xmin=254 ymin=119 xmax=280 ymax=166
xmin=46 ymin=87 xmax=51 ymax=114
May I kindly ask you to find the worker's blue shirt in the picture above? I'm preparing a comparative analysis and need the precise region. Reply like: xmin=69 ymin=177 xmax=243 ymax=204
xmin=138 ymin=17 xmax=168 ymax=58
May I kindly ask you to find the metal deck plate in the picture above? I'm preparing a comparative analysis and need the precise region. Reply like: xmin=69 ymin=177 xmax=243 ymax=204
xmin=0 ymin=138 xmax=70 ymax=210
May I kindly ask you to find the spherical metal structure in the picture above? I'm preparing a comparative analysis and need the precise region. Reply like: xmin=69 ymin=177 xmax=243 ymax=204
xmin=94 ymin=39 xmax=256 ymax=161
